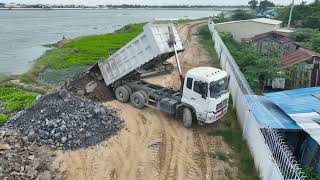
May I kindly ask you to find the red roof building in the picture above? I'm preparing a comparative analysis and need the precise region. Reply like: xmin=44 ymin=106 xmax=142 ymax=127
xmin=281 ymin=48 xmax=320 ymax=66
xmin=252 ymin=31 xmax=320 ymax=88
xmin=252 ymin=31 xmax=298 ymax=57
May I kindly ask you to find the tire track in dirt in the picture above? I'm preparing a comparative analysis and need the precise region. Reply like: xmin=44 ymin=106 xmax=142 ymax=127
xmin=53 ymin=20 xmax=240 ymax=180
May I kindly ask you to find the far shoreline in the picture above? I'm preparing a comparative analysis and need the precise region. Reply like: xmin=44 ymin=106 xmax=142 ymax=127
xmin=0 ymin=7 xmax=239 ymax=11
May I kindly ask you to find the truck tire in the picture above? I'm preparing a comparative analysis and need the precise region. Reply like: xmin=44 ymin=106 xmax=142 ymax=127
xmin=130 ymin=91 xmax=146 ymax=109
xmin=123 ymin=85 xmax=132 ymax=96
xmin=182 ymin=107 xmax=192 ymax=128
xmin=138 ymin=90 xmax=148 ymax=99
xmin=115 ymin=86 xmax=130 ymax=103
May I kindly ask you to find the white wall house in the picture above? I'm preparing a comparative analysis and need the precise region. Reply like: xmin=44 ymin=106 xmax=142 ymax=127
xmin=215 ymin=18 xmax=282 ymax=42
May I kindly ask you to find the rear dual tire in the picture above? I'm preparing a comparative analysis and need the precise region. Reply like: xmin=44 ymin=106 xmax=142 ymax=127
xmin=130 ymin=91 xmax=146 ymax=109
xmin=115 ymin=86 xmax=130 ymax=103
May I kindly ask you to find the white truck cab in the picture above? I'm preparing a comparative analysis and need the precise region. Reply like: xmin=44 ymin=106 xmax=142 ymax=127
xmin=181 ymin=67 xmax=230 ymax=124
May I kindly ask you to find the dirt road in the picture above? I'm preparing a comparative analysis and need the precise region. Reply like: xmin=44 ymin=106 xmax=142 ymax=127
xmin=54 ymin=21 xmax=239 ymax=180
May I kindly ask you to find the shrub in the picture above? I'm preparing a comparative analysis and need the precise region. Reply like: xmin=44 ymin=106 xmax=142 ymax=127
xmin=0 ymin=86 xmax=37 ymax=126
xmin=0 ymin=114 xmax=7 ymax=126
xmin=219 ymin=32 xmax=284 ymax=92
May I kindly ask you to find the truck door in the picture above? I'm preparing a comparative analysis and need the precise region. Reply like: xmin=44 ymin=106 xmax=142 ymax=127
xmin=191 ymin=80 xmax=209 ymax=121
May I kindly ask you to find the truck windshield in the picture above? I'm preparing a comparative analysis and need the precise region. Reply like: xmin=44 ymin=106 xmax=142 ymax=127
xmin=210 ymin=76 xmax=229 ymax=98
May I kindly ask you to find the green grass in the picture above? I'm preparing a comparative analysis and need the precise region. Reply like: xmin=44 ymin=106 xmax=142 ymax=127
xmin=0 ymin=113 xmax=8 ymax=126
xmin=210 ymin=150 xmax=230 ymax=162
xmin=208 ymin=108 xmax=260 ymax=180
xmin=0 ymin=86 xmax=37 ymax=126
xmin=198 ymin=26 xmax=260 ymax=180
xmin=19 ymin=23 xmax=145 ymax=84
xmin=198 ymin=26 xmax=221 ymax=68
xmin=304 ymin=167 xmax=320 ymax=180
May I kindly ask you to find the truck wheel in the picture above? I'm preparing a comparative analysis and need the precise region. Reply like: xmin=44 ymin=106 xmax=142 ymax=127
xmin=182 ymin=107 xmax=192 ymax=128
xmin=138 ymin=90 xmax=148 ymax=99
xmin=123 ymin=85 xmax=132 ymax=96
xmin=115 ymin=86 xmax=130 ymax=103
xmin=130 ymin=91 xmax=146 ymax=109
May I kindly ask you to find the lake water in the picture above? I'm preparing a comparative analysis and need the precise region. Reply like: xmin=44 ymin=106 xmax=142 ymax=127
xmin=0 ymin=9 xmax=219 ymax=75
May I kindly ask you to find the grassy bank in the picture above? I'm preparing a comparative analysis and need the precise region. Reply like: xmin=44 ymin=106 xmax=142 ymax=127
xmin=19 ymin=23 xmax=145 ymax=84
xmin=198 ymin=26 xmax=260 ymax=180
xmin=0 ymin=86 xmax=37 ymax=126
xmin=198 ymin=26 xmax=220 ymax=68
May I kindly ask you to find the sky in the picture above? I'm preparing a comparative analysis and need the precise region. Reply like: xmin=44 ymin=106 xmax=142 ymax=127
xmin=0 ymin=0 xmax=314 ymax=6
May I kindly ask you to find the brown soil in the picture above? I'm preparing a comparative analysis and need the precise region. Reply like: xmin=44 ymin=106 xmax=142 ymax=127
xmin=65 ymin=73 xmax=114 ymax=102
xmin=53 ymin=21 xmax=240 ymax=180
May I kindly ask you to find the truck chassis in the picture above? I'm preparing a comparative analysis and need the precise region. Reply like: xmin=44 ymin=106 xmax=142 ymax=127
xmin=114 ymin=81 xmax=192 ymax=127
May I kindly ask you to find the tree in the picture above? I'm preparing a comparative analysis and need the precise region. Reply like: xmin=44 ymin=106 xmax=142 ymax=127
xmin=311 ymin=36 xmax=320 ymax=52
xmin=231 ymin=9 xmax=255 ymax=21
xmin=277 ymin=1 xmax=320 ymax=29
xmin=289 ymin=28 xmax=320 ymax=52
xmin=248 ymin=0 xmax=258 ymax=9
xmin=259 ymin=0 xmax=275 ymax=11
xmin=214 ymin=12 xmax=230 ymax=23
xmin=219 ymin=32 xmax=285 ymax=91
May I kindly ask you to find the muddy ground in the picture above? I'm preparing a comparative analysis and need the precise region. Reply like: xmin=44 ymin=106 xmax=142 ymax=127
xmin=53 ymin=21 xmax=240 ymax=180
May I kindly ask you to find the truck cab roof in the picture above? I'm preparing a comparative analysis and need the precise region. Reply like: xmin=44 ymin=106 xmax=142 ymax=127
xmin=186 ymin=67 xmax=228 ymax=82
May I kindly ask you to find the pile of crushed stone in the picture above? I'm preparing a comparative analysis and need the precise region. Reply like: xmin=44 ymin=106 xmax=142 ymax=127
xmin=6 ymin=90 xmax=123 ymax=150
xmin=0 ymin=129 xmax=56 ymax=180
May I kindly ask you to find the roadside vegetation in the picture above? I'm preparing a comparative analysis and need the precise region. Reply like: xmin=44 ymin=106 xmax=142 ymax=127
xmin=207 ymin=108 xmax=260 ymax=180
xmin=0 ymin=86 xmax=37 ymax=126
xmin=277 ymin=1 xmax=320 ymax=30
xmin=289 ymin=28 xmax=320 ymax=52
xmin=304 ymin=167 xmax=320 ymax=180
xmin=214 ymin=0 xmax=276 ymax=23
xmin=19 ymin=23 xmax=145 ymax=84
xmin=219 ymin=32 xmax=284 ymax=92
xmin=198 ymin=27 xmax=220 ymax=67
xmin=198 ymin=26 xmax=260 ymax=180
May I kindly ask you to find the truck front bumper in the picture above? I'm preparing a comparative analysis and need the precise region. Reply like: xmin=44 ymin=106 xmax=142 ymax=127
xmin=205 ymin=106 xmax=228 ymax=123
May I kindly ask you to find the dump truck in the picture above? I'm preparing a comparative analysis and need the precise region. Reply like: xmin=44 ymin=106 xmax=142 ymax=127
xmin=89 ymin=21 xmax=182 ymax=82
xmin=88 ymin=21 xmax=230 ymax=127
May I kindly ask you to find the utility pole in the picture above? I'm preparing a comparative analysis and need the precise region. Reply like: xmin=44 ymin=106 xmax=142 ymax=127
xmin=287 ymin=0 xmax=295 ymax=28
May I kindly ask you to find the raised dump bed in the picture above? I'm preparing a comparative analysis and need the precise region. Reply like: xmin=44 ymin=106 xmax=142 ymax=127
xmin=96 ymin=21 xmax=184 ymax=86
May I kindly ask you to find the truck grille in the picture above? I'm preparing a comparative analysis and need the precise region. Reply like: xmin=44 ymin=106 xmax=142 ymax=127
xmin=216 ymin=99 xmax=228 ymax=111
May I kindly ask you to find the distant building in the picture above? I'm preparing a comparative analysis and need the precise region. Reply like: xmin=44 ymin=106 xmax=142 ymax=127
xmin=214 ymin=18 xmax=282 ymax=42
xmin=251 ymin=31 xmax=320 ymax=88
xmin=0 ymin=3 xmax=5 ymax=8
xmin=252 ymin=31 xmax=297 ymax=56
xmin=282 ymin=48 xmax=320 ymax=87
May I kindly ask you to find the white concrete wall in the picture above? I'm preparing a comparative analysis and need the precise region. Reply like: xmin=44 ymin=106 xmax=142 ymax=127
xmin=215 ymin=21 xmax=281 ymax=42
xmin=207 ymin=18 xmax=306 ymax=180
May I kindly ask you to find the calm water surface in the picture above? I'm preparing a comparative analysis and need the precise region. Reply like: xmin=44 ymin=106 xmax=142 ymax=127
xmin=0 ymin=9 xmax=219 ymax=74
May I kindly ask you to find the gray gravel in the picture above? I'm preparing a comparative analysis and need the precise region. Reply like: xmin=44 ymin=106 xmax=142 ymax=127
xmin=6 ymin=90 xmax=123 ymax=150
